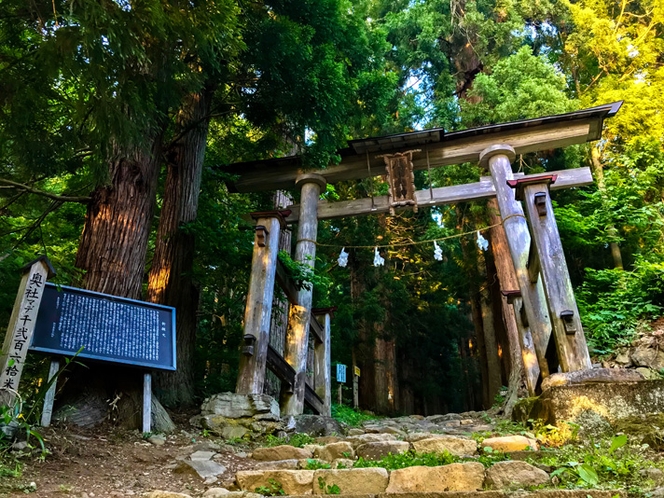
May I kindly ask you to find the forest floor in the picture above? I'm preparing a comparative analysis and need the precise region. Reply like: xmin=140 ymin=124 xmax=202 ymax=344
xmin=0 ymin=411 xmax=258 ymax=497
xmin=2 ymin=403 xmax=664 ymax=497
xmin=0 ymin=407 xmax=500 ymax=497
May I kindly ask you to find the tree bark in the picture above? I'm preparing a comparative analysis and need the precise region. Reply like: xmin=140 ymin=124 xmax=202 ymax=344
xmin=147 ymin=90 xmax=213 ymax=407
xmin=479 ymin=253 xmax=502 ymax=408
xmin=76 ymin=137 xmax=164 ymax=298
xmin=591 ymin=147 xmax=623 ymax=269
xmin=65 ymin=130 xmax=175 ymax=432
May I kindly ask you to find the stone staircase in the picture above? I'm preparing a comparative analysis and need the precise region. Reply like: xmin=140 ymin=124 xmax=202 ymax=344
xmin=147 ymin=412 xmax=631 ymax=498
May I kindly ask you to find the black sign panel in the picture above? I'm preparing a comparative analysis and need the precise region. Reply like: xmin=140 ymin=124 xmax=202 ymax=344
xmin=30 ymin=283 xmax=176 ymax=371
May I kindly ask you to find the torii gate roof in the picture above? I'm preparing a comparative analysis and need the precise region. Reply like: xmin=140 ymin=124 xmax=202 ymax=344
xmin=223 ymin=102 xmax=622 ymax=194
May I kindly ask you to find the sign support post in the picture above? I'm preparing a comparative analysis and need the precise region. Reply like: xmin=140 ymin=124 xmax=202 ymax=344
xmin=143 ymin=372 xmax=152 ymax=433
xmin=40 ymin=358 xmax=61 ymax=427
xmin=0 ymin=256 xmax=55 ymax=407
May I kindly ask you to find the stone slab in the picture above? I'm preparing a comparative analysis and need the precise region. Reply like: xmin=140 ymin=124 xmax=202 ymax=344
xmin=201 ymin=393 xmax=280 ymax=420
xmin=412 ymin=436 xmax=477 ymax=456
xmin=313 ymin=468 xmax=389 ymax=494
xmin=541 ymin=368 xmax=644 ymax=392
xmin=385 ymin=463 xmax=485 ymax=493
xmin=515 ymin=380 xmax=664 ymax=425
xmin=236 ymin=470 xmax=314 ymax=495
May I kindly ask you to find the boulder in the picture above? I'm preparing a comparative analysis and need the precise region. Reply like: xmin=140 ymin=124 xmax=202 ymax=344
xmin=385 ymin=463 xmax=485 ymax=493
xmin=541 ymin=368 xmax=645 ymax=392
xmin=313 ymin=468 xmax=389 ymax=494
xmin=411 ymin=435 xmax=477 ymax=456
xmin=254 ymin=459 xmax=299 ymax=470
xmin=236 ymin=470 xmax=314 ymax=495
xmin=346 ymin=433 xmax=397 ymax=448
xmin=202 ymin=491 xmax=262 ymax=498
xmin=202 ymin=393 xmax=280 ymax=421
xmin=485 ymin=460 xmax=549 ymax=489
xmin=482 ymin=435 xmax=538 ymax=452
xmin=515 ymin=380 xmax=664 ymax=426
xmin=252 ymin=445 xmax=313 ymax=461
xmin=355 ymin=441 xmax=410 ymax=460
xmin=145 ymin=492 xmax=193 ymax=498
xmin=221 ymin=426 xmax=250 ymax=440
xmin=632 ymin=347 xmax=664 ymax=370
xmin=404 ymin=432 xmax=438 ymax=442
xmin=314 ymin=442 xmax=354 ymax=461
xmin=174 ymin=460 xmax=227 ymax=482
xmin=295 ymin=415 xmax=344 ymax=436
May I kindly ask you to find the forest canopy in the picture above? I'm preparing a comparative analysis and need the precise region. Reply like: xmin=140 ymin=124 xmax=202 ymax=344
xmin=1 ymin=0 xmax=663 ymax=415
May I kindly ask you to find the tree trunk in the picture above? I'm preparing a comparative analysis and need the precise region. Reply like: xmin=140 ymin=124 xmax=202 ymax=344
xmin=76 ymin=137 xmax=164 ymax=297
xmin=591 ymin=147 xmax=623 ymax=269
xmin=147 ymin=90 xmax=213 ymax=407
xmin=63 ymin=131 xmax=175 ymax=432
xmin=479 ymin=254 xmax=502 ymax=408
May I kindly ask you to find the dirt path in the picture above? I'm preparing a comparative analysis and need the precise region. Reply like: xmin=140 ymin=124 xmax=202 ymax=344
xmin=2 ymin=422 xmax=256 ymax=497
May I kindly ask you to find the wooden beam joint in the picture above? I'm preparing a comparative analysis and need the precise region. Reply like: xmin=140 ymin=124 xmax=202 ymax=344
xmin=507 ymin=174 xmax=557 ymax=201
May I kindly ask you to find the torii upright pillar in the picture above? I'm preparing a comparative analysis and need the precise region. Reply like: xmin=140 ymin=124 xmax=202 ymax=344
xmin=481 ymin=145 xmax=557 ymax=381
xmin=282 ymin=173 xmax=326 ymax=415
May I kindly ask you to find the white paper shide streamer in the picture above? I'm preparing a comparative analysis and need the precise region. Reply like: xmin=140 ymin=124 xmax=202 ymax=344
xmin=476 ymin=231 xmax=489 ymax=251
xmin=373 ymin=247 xmax=385 ymax=267
xmin=433 ymin=241 xmax=443 ymax=261
xmin=337 ymin=247 xmax=349 ymax=267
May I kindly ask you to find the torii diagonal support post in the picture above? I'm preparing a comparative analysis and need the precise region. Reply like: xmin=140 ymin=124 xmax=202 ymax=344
xmin=481 ymin=145 xmax=556 ymax=382
xmin=521 ymin=183 xmax=591 ymax=371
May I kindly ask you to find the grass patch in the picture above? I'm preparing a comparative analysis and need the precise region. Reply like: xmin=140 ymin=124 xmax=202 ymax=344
xmin=354 ymin=450 xmax=458 ymax=470
xmin=331 ymin=404 xmax=380 ymax=427
xmin=263 ymin=433 xmax=315 ymax=448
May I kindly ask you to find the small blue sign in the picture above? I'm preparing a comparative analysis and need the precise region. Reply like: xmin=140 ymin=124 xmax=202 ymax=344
xmin=336 ymin=363 xmax=347 ymax=383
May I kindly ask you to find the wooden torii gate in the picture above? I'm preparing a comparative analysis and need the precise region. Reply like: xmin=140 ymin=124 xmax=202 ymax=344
xmin=226 ymin=102 xmax=622 ymax=415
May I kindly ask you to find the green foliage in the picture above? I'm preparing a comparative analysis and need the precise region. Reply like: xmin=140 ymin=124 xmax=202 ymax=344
xmin=354 ymin=450 xmax=457 ymax=470
xmin=264 ymin=433 xmax=316 ymax=448
xmin=305 ymin=459 xmax=332 ymax=470
xmin=255 ymin=479 xmax=286 ymax=496
xmin=331 ymin=404 xmax=380 ymax=427
xmin=462 ymin=46 xmax=578 ymax=126
xmin=538 ymin=435 xmax=658 ymax=489
xmin=577 ymin=266 xmax=663 ymax=353
xmin=317 ymin=476 xmax=340 ymax=494
xmin=278 ymin=251 xmax=332 ymax=293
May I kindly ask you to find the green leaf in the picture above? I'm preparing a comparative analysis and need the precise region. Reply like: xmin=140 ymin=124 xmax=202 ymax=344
xmin=576 ymin=464 xmax=599 ymax=486
xmin=609 ymin=434 xmax=628 ymax=453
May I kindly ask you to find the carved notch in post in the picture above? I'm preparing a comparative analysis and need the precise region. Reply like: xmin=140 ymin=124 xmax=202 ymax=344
xmin=236 ymin=210 xmax=290 ymax=395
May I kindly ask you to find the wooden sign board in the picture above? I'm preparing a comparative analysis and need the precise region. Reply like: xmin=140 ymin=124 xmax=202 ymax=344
xmin=31 ymin=283 xmax=176 ymax=371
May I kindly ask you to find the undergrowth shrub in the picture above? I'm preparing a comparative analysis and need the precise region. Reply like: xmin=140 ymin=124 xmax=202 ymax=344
xmin=577 ymin=262 xmax=664 ymax=354
xmin=331 ymin=404 xmax=380 ymax=427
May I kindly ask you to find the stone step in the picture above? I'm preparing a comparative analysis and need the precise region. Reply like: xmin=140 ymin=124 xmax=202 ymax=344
xmin=236 ymin=461 xmax=555 ymax=495
xmin=283 ymin=491 xmax=623 ymax=498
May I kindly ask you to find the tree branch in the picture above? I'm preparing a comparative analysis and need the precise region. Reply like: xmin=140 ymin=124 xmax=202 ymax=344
xmin=0 ymin=178 xmax=90 ymax=203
